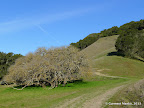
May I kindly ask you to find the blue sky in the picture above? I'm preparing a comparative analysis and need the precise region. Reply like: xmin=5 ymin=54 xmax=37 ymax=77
xmin=0 ymin=0 xmax=144 ymax=55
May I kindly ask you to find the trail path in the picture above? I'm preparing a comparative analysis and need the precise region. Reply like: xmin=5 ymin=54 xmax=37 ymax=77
xmin=82 ymin=85 xmax=125 ymax=108
xmin=93 ymin=68 xmax=127 ymax=79
xmin=56 ymin=96 xmax=83 ymax=108
xmin=56 ymin=68 xmax=129 ymax=108
xmin=56 ymin=86 xmax=125 ymax=108
xmin=81 ymin=68 xmax=128 ymax=108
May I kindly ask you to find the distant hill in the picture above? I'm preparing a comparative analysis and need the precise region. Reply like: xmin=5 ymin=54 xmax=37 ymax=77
xmin=71 ymin=19 xmax=144 ymax=52
xmin=70 ymin=26 xmax=119 ymax=50
xmin=82 ymin=35 xmax=144 ymax=78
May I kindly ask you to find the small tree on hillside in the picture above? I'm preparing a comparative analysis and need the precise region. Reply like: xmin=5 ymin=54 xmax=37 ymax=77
xmin=4 ymin=46 xmax=91 ymax=88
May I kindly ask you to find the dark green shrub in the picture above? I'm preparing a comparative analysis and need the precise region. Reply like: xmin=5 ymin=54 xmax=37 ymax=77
xmin=0 ymin=52 xmax=22 ymax=79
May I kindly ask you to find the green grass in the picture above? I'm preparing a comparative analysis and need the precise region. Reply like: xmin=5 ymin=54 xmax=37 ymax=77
xmin=0 ymin=76 xmax=129 ymax=108
xmin=93 ymin=56 xmax=144 ymax=78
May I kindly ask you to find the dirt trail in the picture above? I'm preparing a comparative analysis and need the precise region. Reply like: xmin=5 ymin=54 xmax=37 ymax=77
xmin=56 ymin=96 xmax=83 ymax=108
xmin=93 ymin=68 xmax=126 ymax=79
xmin=56 ymin=84 xmax=127 ymax=108
xmin=55 ymin=69 xmax=128 ymax=108
xmin=80 ymin=68 xmax=128 ymax=108
xmin=82 ymin=85 xmax=125 ymax=108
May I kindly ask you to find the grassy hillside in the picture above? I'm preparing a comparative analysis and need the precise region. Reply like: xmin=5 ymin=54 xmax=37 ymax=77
xmin=81 ymin=35 xmax=118 ymax=59
xmin=93 ymin=56 xmax=144 ymax=78
xmin=81 ymin=35 xmax=144 ymax=78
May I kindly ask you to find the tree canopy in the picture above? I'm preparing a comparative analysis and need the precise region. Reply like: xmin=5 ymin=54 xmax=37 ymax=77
xmin=4 ymin=46 xmax=90 ymax=88
xmin=0 ymin=52 xmax=23 ymax=80
xmin=115 ymin=20 xmax=144 ymax=59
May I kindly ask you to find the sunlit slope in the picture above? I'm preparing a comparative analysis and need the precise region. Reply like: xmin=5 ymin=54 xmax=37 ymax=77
xmin=82 ymin=35 xmax=144 ymax=78
xmin=81 ymin=35 xmax=119 ymax=59
xmin=93 ymin=56 xmax=144 ymax=78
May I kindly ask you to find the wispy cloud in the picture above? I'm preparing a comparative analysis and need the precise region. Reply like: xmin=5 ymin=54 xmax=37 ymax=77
xmin=0 ymin=8 xmax=92 ymax=33
xmin=35 ymin=24 xmax=62 ymax=45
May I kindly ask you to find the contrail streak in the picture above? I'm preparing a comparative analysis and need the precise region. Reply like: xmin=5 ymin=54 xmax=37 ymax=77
xmin=35 ymin=24 xmax=62 ymax=45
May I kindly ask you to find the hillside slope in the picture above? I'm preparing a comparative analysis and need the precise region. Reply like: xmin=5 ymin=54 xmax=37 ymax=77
xmin=82 ymin=35 xmax=144 ymax=78
xmin=81 ymin=35 xmax=119 ymax=59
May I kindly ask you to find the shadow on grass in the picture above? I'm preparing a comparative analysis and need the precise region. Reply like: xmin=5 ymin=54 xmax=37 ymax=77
xmin=9 ymin=80 xmax=88 ymax=89
xmin=107 ymin=51 xmax=144 ymax=62
xmin=59 ymin=80 xmax=88 ymax=87
xmin=133 ymin=57 xmax=144 ymax=62
xmin=12 ymin=85 xmax=44 ymax=90
xmin=107 ymin=51 xmax=124 ymax=57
